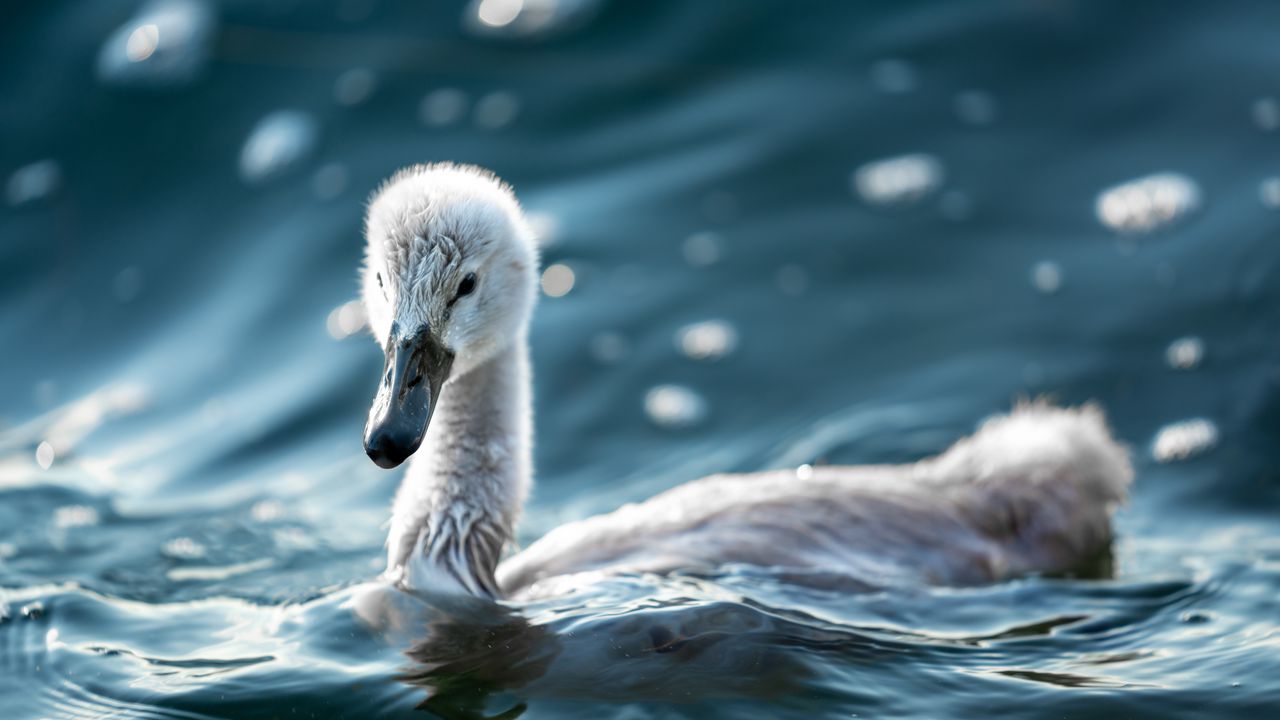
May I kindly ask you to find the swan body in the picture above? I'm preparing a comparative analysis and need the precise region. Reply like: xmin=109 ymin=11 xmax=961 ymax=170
xmin=359 ymin=163 xmax=1132 ymax=601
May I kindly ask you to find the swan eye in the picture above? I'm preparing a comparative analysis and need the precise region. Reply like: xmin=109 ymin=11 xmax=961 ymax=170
xmin=454 ymin=272 xmax=478 ymax=300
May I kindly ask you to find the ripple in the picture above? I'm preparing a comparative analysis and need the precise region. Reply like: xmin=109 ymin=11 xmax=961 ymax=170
xmin=2 ymin=383 xmax=149 ymax=470
xmin=238 ymin=111 xmax=319 ymax=185
xmin=852 ymin=154 xmax=944 ymax=206
xmin=96 ymin=0 xmax=215 ymax=88
xmin=167 ymin=558 xmax=273 ymax=582
xmin=1152 ymin=418 xmax=1219 ymax=463
xmin=1095 ymin=172 xmax=1200 ymax=233
xmin=644 ymin=385 xmax=707 ymax=428
xmin=52 ymin=505 xmax=100 ymax=529
xmin=161 ymin=537 xmax=207 ymax=560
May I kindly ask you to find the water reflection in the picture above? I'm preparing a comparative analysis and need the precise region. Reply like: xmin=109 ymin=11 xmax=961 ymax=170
xmin=852 ymin=154 xmax=944 ymax=207
xmin=96 ymin=0 xmax=215 ymax=88
xmin=1095 ymin=173 xmax=1201 ymax=234
xmin=239 ymin=111 xmax=319 ymax=185
xmin=6 ymin=159 xmax=61 ymax=206
xmin=465 ymin=0 xmax=606 ymax=40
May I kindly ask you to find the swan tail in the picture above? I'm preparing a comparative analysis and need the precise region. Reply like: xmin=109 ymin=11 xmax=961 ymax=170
xmin=930 ymin=400 xmax=1133 ymax=576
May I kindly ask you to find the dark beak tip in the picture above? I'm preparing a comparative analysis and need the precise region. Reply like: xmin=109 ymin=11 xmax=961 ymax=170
xmin=366 ymin=448 xmax=405 ymax=469
xmin=364 ymin=422 xmax=426 ymax=469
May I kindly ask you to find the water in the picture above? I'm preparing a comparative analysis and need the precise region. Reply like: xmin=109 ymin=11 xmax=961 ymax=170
xmin=2 ymin=1 xmax=1279 ymax=717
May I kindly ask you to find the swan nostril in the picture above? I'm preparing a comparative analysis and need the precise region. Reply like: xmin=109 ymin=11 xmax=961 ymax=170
xmin=406 ymin=373 xmax=423 ymax=389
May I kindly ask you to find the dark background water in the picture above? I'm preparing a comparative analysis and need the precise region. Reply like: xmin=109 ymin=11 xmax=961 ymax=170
xmin=2 ymin=1 xmax=1279 ymax=717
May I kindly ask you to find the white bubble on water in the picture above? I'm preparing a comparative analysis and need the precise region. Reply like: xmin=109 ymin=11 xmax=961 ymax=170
xmin=1152 ymin=418 xmax=1218 ymax=463
xmin=97 ymin=0 xmax=216 ymax=88
xmin=162 ymin=537 xmax=207 ymax=560
xmin=251 ymin=499 xmax=284 ymax=523
xmin=475 ymin=0 xmax=523 ymax=27
xmin=0 ymin=542 xmax=16 ymax=559
xmin=7 ymin=159 xmax=62 ymax=206
xmin=465 ymin=0 xmax=604 ymax=39
xmin=682 ymin=231 xmax=723 ymax=267
xmin=1031 ymin=261 xmax=1063 ymax=295
xmin=474 ymin=91 xmax=520 ymax=129
xmin=776 ymin=264 xmax=809 ymax=296
xmin=1095 ymin=172 xmax=1200 ymax=233
xmin=1253 ymin=97 xmax=1280 ymax=132
xmin=852 ymin=153 xmax=944 ymax=206
xmin=870 ymin=58 xmax=916 ymax=94
xmin=676 ymin=320 xmax=738 ymax=362
xmin=35 ymin=441 xmax=55 ymax=470
xmin=326 ymin=299 xmax=367 ymax=340
xmin=1166 ymin=336 xmax=1204 ymax=370
xmin=239 ymin=111 xmax=319 ymax=184
xmin=53 ymin=505 xmax=100 ymax=529
xmin=540 ymin=263 xmax=575 ymax=297
xmin=1259 ymin=177 xmax=1280 ymax=209
xmin=420 ymin=88 xmax=469 ymax=127
xmin=311 ymin=162 xmax=349 ymax=201
xmin=955 ymin=90 xmax=998 ymax=125
xmin=795 ymin=464 xmax=814 ymax=480
xmin=644 ymin=385 xmax=708 ymax=429
xmin=589 ymin=331 xmax=629 ymax=365
xmin=334 ymin=68 xmax=377 ymax=106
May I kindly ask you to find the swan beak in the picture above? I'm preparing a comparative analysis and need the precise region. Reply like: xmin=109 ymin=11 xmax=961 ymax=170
xmin=364 ymin=328 xmax=454 ymax=469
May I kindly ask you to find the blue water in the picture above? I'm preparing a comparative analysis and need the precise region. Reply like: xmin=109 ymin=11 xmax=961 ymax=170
xmin=3 ymin=1 xmax=1280 ymax=717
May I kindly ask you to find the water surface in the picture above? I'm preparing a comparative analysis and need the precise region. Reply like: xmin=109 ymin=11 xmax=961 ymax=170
xmin=2 ymin=1 xmax=1279 ymax=717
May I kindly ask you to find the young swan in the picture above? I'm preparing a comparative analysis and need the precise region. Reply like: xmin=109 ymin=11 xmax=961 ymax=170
xmin=362 ymin=163 xmax=1133 ymax=600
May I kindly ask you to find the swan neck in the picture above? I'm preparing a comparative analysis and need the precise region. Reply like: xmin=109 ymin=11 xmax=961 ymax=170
xmin=387 ymin=336 xmax=531 ymax=597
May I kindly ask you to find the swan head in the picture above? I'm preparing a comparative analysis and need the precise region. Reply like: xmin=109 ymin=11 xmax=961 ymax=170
xmin=360 ymin=163 xmax=538 ymax=469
